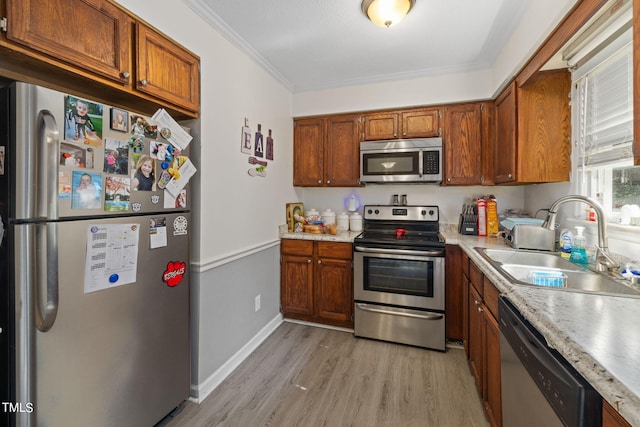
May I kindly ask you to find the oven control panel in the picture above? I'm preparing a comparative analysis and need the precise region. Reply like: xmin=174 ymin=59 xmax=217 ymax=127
xmin=363 ymin=205 xmax=439 ymax=222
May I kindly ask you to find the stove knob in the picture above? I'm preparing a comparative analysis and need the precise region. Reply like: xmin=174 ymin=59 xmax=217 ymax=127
xmin=421 ymin=210 xmax=427 ymax=216
xmin=429 ymin=210 xmax=435 ymax=216
xmin=367 ymin=209 xmax=373 ymax=214
xmin=374 ymin=209 xmax=380 ymax=214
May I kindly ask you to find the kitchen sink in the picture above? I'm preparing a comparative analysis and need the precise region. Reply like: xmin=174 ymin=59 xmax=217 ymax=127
xmin=475 ymin=247 xmax=640 ymax=296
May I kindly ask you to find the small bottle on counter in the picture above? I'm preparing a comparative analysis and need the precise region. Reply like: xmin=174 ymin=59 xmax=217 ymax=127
xmin=477 ymin=198 xmax=487 ymax=236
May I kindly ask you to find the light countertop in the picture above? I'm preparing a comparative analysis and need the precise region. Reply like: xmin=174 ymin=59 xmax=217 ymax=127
xmin=445 ymin=231 xmax=640 ymax=425
xmin=278 ymin=226 xmax=639 ymax=424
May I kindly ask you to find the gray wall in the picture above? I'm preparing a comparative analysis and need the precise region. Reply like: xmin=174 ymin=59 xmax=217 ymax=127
xmin=191 ymin=245 xmax=281 ymax=390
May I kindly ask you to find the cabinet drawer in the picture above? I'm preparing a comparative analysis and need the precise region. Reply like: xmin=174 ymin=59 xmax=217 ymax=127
xmin=281 ymin=239 xmax=313 ymax=256
xmin=317 ymin=241 xmax=353 ymax=260
xmin=469 ymin=262 xmax=484 ymax=295
xmin=483 ymin=278 xmax=500 ymax=319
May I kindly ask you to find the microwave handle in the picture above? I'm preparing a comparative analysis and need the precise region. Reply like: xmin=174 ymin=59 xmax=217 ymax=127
xmin=418 ymin=150 xmax=423 ymax=177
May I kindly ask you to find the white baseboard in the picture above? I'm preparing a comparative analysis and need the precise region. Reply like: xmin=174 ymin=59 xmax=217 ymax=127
xmin=190 ymin=313 xmax=284 ymax=404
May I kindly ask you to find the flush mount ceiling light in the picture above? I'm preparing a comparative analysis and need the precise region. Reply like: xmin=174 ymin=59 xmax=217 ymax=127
xmin=361 ymin=0 xmax=416 ymax=28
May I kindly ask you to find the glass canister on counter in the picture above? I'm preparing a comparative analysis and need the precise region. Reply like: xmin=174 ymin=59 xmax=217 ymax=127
xmin=321 ymin=209 xmax=336 ymax=225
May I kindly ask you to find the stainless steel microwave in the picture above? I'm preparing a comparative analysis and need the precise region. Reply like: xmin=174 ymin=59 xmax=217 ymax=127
xmin=359 ymin=138 xmax=442 ymax=184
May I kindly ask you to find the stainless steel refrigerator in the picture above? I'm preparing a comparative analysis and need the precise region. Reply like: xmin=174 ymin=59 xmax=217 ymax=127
xmin=0 ymin=82 xmax=191 ymax=427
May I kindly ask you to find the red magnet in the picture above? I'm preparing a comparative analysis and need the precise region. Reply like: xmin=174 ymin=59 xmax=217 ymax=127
xmin=163 ymin=261 xmax=186 ymax=287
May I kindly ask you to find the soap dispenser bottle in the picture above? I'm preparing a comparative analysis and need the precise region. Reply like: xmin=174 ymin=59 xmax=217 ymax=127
xmin=569 ymin=226 xmax=588 ymax=265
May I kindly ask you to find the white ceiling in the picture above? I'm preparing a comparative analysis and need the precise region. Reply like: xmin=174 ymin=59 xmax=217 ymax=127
xmin=184 ymin=0 xmax=532 ymax=93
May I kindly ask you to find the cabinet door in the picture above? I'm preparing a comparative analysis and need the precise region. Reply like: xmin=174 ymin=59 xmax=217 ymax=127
xmin=443 ymin=104 xmax=483 ymax=185
xmin=325 ymin=115 xmax=361 ymax=186
xmin=468 ymin=285 xmax=485 ymax=395
xmin=362 ymin=112 xmax=399 ymax=140
xmin=6 ymin=0 xmax=132 ymax=84
xmin=494 ymin=82 xmax=517 ymax=184
xmin=402 ymin=108 xmax=440 ymax=138
xmin=281 ymin=254 xmax=314 ymax=317
xmin=603 ymin=399 xmax=631 ymax=427
xmin=445 ymin=245 xmax=464 ymax=340
xmin=293 ymin=118 xmax=325 ymax=186
xmin=517 ymin=70 xmax=571 ymax=183
xmin=484 ymin=310 xmax=502 ymax=427
xmin=136 ymin=23 xmax=200 ymax=113
xmin=315 ymin=257 xmax=353 ymax=327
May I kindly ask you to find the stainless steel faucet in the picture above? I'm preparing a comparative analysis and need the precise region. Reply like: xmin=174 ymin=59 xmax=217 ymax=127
xmin=542 ymin=195 xmax=619 ymax=272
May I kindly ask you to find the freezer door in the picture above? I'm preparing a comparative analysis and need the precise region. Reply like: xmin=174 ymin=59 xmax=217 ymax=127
xmin=9 ymin=82 xmax=191 ymax=220
xmin=27 ymin=213 xmax=190 ymax=427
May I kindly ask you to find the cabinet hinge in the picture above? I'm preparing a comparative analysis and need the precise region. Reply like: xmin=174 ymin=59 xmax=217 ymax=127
xmin=0 ymin=18 xmax=7 ymax=32
xmin=438 ymin=127 xmax=442 ymax=136
xmin=480 ymin=104 xmax=484 ymax=112
xmin=439 ymin=110 xmax=442 ymax=118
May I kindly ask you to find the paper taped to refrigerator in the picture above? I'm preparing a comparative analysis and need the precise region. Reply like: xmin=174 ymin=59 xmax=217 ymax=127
xmin=84 ymin=223 xmax=140 ymax=293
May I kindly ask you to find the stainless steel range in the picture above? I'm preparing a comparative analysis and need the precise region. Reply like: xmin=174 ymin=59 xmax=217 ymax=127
xmin=353 ymin=205 xmax=446 ymax=351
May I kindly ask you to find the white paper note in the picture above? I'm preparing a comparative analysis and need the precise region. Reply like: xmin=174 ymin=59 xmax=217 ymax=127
xmin=152 ymin=108 xmax=193 ymax=150
xmin=165 ymin=158 xmax=197 ymax=198
xmin=84 ymin=223 xmax=140 ymax=293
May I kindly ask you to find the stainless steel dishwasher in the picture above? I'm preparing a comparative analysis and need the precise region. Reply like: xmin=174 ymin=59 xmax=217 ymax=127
xmin=499 ymin=296 xmax=602 ymax=427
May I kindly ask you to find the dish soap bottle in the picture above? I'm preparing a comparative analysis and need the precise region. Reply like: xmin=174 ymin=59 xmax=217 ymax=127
xmin=569 ymin=226 xmax=588 ymax=265
xmin=559 ymin=229 xmax=573 ymax=259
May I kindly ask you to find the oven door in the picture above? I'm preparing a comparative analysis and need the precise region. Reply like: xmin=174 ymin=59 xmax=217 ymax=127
xmin=353 ymin=246 xmax=445 ymax=311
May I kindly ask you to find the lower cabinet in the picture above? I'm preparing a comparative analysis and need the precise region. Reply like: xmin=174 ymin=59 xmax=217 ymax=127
xmin=466 ymin=258 xmax=502 ymax=427
xmin=280 ymin=239 xmax=353 ymax=328
xmin=603 ymin=399 xmax=632 ymax=427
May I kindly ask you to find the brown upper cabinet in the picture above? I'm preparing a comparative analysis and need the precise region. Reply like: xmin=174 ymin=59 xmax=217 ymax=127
xmin=362 ymin=107 xmax=440 ymax=140
xmin=135 ymin=22 xmax=200 ymax=113
xmin=6 ymin=0 xmax=132 ymax=85
xmin=2 ymin=0 xmax=200 ymax=117
xmin=443 ymin=103 xmax=493 ymax=186
xmin=293 ymin=115 xmax=361 ymax=187
xmin=494 ymin=69 xmax=571 ymax=184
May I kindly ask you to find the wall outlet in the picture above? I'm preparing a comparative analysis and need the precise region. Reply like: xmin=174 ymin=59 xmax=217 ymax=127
xmin=255 ymin=295 xmax=261 ymax=312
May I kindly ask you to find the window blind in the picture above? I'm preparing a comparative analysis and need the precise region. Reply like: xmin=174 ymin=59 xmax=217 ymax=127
xmin=574 ymin=42 xmax=633 ymax=168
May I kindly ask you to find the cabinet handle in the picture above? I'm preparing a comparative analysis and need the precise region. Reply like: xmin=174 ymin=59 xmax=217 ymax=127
xmin=327 ymin=180 xmax=331 ymax=184
xmin=508 ymin=173 xmax=513 ymax=178
xmin=318 ymin=180 xmax=322 ymax=184
xmin=403 ymin=132 xmax=407 ymax=136
xmin=307 ymin=259 xmax=311 ymax=264
xmin=447 ymin=178 xmax=451 ymax=182
xmin=318 ymin=260 xmax=322 ymax=264
xmin=121 ymin=71 xmax=130 ymax=79
xmin=393 ymin=133 xmax=397 ymax=137
xmin=474 ymin=300 xmax=480 ymax=305
xmin=478 ymin=307 xmax=483 ymax=313
xmin=140 ymin=79 xmax=148 ymax=86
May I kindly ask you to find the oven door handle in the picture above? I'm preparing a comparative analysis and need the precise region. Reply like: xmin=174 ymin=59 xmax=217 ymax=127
xmin=356 ymin=303 xmax=444 ymax=320
xmin=354 ymin=246 xmax=444 ymax=257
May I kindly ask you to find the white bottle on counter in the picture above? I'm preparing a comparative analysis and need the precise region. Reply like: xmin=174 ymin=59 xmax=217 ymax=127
xmin=349 ymin=212 xmax=363 ymax=232
xmin=337 ymin=212 xmax=350 ymax=231
xmin=321 ymin=209 xmax=336 ymax=225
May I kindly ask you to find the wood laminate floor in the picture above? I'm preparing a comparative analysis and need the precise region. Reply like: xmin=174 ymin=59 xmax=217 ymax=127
xmin=163 ymin=322 xmax=489 ymax=427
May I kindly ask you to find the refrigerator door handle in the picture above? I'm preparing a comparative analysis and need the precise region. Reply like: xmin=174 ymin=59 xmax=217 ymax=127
xmin=34 ymin=220 xmax=59 ymax=332
xmin=34 ymin=110 xmax=60 ymax=332
xmin=37 ymin=110 xmax=59 ymax=220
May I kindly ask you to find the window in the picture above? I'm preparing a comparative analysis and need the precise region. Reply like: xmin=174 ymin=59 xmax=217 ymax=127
xmin=571 ymin=26 xmax=640 ymax=220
